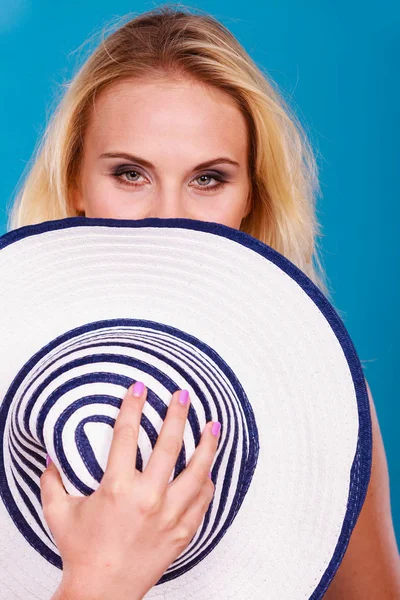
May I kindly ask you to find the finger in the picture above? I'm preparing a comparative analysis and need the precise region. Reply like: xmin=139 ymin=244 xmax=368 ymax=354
xmin=102 ymin=381 xmax=147 ymax=486
xmin=167 ymin=420 xmax=220 ymax=514
xmin=40 ymin=458 xmax=68 ymax=515
xmin=176 ymin=478 xmax=215 ymax=544
xmin=143 ymin=389 xmax=191 ymax=494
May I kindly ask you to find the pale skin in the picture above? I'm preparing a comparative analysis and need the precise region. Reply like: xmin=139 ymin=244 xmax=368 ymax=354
xmin=40 ymin=78 xmax=400 ymax=599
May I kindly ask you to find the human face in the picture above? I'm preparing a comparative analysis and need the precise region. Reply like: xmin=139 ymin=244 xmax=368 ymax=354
xmin=71 ymin=77 xmax=252 ymax=229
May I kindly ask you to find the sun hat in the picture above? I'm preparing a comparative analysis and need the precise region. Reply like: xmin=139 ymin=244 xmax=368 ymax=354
xmin=0 ymin=216 xmax=372 ymax=600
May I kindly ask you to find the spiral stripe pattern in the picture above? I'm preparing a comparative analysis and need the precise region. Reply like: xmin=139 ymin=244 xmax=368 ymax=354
xmin=0 ymin=318 xmax=259 ymax=581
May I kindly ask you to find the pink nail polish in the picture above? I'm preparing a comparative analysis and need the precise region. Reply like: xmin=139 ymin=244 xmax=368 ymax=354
xmin=179 ymin=390 xmax=189 ymax=406
xmin=208 ymin=471 xmax=212 ymax=479
xmin=132 ymin=381 xmax=145 ymax=397
xmin=211 ymin=421 xmax=221 ymax=436
xmin=46 ymin=455 xmax=52 ymax=468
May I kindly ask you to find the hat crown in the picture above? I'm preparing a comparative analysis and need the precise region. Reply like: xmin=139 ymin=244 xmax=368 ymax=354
xmin=1 ymin=318 xmax=259 ymax=582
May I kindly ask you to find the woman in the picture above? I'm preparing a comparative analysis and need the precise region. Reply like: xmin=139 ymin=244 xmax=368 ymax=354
xmin=7 ymin=5 xmax=400 ymax=598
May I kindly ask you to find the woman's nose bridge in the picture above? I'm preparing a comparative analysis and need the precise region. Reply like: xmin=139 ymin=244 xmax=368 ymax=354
xmin=151 ymin=190 xmax=189 ymax=219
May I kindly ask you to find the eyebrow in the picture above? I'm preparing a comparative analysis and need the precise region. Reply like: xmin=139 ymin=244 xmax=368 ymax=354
xmin=98 ymin=152 xmax=240 ymax=170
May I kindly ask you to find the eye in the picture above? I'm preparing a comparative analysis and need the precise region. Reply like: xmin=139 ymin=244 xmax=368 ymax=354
xmin=110 ymin=166 xmax=228 ymax=193
xmin=190 ymin=172 xmax=227 ymax=193
xmin=112 ymin=168 xmax=144 ymax=185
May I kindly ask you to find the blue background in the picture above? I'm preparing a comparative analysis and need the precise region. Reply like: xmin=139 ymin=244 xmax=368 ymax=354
xmin=1 ymin=0 xmax=399 ymax=547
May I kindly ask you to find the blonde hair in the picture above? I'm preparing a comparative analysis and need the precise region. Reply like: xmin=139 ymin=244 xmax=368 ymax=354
xmin=6 ymin=3 xmax=333 ymax=302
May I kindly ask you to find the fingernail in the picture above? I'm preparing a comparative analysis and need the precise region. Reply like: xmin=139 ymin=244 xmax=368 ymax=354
xmin=211 ymin=421 xmax=221 ymax=437
xmin=179 ymin=389 xmax=189 ymax=406
xmin=208 ymin=471 xmax=212 ymax=479
xmin=132 ymin=381 xmax=145 ymax=397
xmin=46 ymin=455 xmax=52 ymax=468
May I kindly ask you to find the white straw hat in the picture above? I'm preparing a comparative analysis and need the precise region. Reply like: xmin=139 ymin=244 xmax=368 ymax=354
xmin=0 ymin=216 xmax=372 ymax=600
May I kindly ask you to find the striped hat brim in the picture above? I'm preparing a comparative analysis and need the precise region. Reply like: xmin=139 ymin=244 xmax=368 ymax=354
xmin=0 ymin=216 xmax=372 ymax=600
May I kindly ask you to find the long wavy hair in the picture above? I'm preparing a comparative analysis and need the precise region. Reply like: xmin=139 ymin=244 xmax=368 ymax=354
xmin=6 ymin=3 xmax=333 ymax=302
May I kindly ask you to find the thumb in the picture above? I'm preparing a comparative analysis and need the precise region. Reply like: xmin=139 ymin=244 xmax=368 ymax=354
xmin=40 ymin=455 xmax=68 ymax=511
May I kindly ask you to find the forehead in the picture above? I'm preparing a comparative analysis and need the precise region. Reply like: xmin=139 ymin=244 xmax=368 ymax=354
xmin=85 ymin=78 xmax=248 ymax=157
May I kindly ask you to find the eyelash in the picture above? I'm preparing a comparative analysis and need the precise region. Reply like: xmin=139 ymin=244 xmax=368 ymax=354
xmin=110 ymin=166 xmax=228 ymax=193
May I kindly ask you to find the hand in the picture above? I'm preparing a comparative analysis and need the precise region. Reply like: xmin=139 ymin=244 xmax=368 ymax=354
xmin=40 ymin=383 xmax=220 ymax=600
